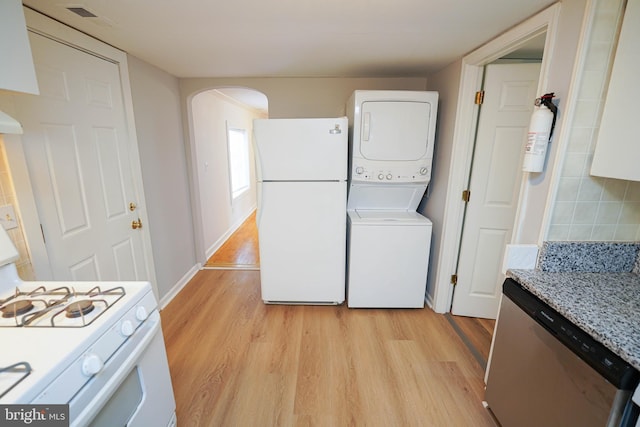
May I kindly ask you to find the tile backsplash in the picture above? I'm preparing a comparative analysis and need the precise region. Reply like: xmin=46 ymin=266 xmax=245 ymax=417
xmin=547 ymin=0 xmax=640 ymax=242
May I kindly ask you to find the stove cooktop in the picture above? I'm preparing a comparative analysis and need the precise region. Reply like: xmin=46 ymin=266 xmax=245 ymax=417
xmin=0 ymin=280 xmax=155 ymax=404
xmin=0 ymin=285 xmax=126 ymax=328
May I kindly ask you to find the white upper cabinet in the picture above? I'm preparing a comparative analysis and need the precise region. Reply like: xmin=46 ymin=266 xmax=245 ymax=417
xmin=591 ymin=0 xmax=640 ymax=182
xmin=0 ymin=1 xmax=39 ymax=95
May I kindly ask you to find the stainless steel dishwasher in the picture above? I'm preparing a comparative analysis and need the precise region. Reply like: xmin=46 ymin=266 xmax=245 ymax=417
xmin=485 ymin=278 xmax=640 ymax=427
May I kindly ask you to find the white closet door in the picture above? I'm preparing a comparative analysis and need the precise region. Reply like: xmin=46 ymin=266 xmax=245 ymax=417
xmin=452 ymin=62 xmax=541 ymax=319
xmin=14 ymin=32 xmax=148 ymax=281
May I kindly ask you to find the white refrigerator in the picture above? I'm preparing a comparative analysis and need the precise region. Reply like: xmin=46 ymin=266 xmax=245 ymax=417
xmin=253 ymin=117 xmax=348 ymax=304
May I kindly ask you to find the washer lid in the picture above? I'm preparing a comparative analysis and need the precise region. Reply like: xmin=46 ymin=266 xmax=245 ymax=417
xmin=350 ymin=209 xmax=432 ymax=225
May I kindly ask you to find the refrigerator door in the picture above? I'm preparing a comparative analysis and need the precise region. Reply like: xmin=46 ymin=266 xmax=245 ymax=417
xmin=253 ymin=117 xmax=347 ymax=182
xmin=257 ymin=181 xmax=346 ymax=304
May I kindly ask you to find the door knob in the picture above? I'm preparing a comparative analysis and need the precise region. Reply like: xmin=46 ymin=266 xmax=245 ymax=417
xmin=129 ymin=202 xmax=137 ymax=212
xmin=131 ymin=218 xmax=142 ymax=229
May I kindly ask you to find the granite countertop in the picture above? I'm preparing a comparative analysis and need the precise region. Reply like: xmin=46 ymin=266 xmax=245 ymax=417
xmin=506 ymin=241 xmax=640 ymax=372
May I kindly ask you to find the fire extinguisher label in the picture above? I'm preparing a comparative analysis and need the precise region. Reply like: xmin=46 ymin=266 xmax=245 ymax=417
xmin=525 ymin=132 xmax=549 ymax=154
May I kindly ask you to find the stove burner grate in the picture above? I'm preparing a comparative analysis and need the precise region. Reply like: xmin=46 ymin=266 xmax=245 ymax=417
xmin=0 ymin=285 xmax=125 ymax=327
xmin=65 ymin=299 xmax=95 ymax=318
xmin=0 ymin=300 xmax=34 ymax=318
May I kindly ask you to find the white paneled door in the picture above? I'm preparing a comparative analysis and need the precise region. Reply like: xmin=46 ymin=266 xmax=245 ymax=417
xmin=14 ymin=32 xmax=148 ymax=281
xmin=451 ymin=62 xmax=541 ymax=319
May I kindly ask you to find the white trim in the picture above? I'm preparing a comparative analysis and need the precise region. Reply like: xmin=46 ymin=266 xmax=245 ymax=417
xmin=159 ymin=263 xmax=201 ymax=310
xmin=182 ymin=90 xmax=207 ymax=265
xmin=430 ymin=4 xmax=561 ymax=314
xmin=512 ymin=6 xmax=560 ymax=244
xmin=24 ymin=8 xmax=124 ymax=62
xmin=424 ymin=291 xmax=435 ymax=309
xmin=205 ymin=206 xmax=256 ymax=259
xmin=10 ymin=7 xmax=158 ymax=295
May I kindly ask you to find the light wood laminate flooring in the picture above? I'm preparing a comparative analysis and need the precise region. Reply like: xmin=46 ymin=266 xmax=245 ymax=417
xmin=446 ymin=314 xmax=495 ymax=370
xmin=205 ymin=211 xmax=259 ymax=269
xmin=161 ymin=269 xmax=497 ymax=426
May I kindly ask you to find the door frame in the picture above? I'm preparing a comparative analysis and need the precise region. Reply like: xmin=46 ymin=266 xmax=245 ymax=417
xmin=429 ymin=4 xmax=560 ymax=313
xmin=4 ymin=7 xmax=158 ymax=291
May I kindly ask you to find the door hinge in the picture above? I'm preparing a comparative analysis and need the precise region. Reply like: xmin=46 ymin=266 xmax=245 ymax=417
xmin=451 ymin=274 xmax=458 ymax=286
xmin=462 ymin=190 xmax=471 ymax=202
xmin=475 ymin=91 xmax=485 ymax=105
xmin=40 ymin=224 xmax=46 ymax=244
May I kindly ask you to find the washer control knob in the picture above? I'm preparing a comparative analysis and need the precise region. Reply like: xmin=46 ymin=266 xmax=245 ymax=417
xmin=386 ymin=174 xmax=393 ymax=180
xmin=82 ymin=354 xmax=103 ymax=376
xmin=355 ymin=167 xmax=364 ymax=175
xmin=420 ymin=167 xmax=428 ymax=175
xmin=378 ymin=174 xmax=384 ymax=180
xmin=135 ymin=306 xmax=148 ymax=321
xmin=121 ymin=320 xmax=135 ymax=337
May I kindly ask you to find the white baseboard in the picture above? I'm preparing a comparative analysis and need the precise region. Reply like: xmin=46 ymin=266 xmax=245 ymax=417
xmin=205 ymin=229 xmax=235 ymax=260
xmin=425 ymin=291 xmax=446 ymax=313
xmin=159 ymin=263 xmax=201 ymax=310
xmin=205 ymin=207 xmax=256 ymax=259
xmin=425 ymin=293 xmax=435 ymax=311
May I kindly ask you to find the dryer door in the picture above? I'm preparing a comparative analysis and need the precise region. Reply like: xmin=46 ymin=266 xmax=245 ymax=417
xmin=359 ymin=101 xmax=431 ymax=161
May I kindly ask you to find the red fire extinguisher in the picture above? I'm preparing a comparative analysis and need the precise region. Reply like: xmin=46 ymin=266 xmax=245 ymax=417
xmin=523 ymin=93 xmax=557 ymax=173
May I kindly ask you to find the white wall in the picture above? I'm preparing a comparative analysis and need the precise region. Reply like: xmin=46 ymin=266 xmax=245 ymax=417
xmin=191 ymin=90 xmax=261 ymax=258
xmin=181 ymin=78 xmax=428 ymax=119
xmin=127 ymin=56 xmax=197 ymax=300
xmin=418 ymin=58 xmax=462 ymax=309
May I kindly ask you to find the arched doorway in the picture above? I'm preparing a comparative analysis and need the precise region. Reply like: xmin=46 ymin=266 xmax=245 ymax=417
xmin=187 ymin=87 xmax=268 ymax=269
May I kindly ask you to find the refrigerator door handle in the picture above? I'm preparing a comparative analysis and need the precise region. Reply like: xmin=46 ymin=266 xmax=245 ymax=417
xmin=252 ymin=131 xmax=263 ymax=183
xmin=256 ymin=182 xmax=263 ymax=229
xmin=252 ymin=129 xmax=263 ymax=230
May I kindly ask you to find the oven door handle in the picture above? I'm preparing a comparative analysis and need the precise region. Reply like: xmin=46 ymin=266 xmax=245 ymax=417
xmin=71 ymin=311 xmax=162 ymax=427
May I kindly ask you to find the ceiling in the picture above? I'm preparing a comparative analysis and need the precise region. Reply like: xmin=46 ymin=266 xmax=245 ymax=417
xmin=22 ymin=0 xmax=555 ymax=80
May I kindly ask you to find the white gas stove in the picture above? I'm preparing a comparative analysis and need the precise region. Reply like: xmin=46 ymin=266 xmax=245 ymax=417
xmin=0 ymin=229 xmax=176 ymax=426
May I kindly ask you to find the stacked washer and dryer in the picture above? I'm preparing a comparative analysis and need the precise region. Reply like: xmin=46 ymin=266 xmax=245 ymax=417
xmin=345 ymin=90 xmax=439 ymax=308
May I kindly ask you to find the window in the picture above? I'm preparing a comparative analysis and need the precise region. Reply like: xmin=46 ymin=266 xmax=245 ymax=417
xmin=227 ymin=127 xmax=251 ymax=199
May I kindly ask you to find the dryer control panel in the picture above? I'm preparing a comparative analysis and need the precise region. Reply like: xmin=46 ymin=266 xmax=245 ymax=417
xmin=350 ymin=161 xmax=431 ymax=184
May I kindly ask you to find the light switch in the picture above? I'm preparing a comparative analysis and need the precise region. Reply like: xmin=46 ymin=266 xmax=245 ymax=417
xmin=0 ymin=204 xmax=18 ymax=230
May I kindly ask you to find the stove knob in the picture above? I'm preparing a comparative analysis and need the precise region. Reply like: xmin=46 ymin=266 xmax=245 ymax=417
xmin=355 ymin=167 xmax=364 ymax=175
xmin=386 ymin=174 xmax=393 ymax=180
xmin=420 ymin=167 xmax=428 ymax=175
xmin=378 ymin=174 xmax=384 ymax=180
xmin=82 ymin=354 xmax=103 ymax=376
xmin=135 ymin=306 xmax=148 ymax=321
xmin=121 ymin=320 xmax=135 ymax=337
